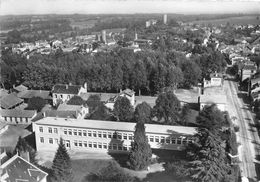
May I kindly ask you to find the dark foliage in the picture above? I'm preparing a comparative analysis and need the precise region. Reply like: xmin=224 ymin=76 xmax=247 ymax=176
xmin=85 ymin=161 xmax=138 ymax=182
xmin=153 ymin=91 xmax=181 ymax=125
xmin=114 ymin=96 xmax=134 ymax=122
xmin=128 ymin=121 xmax=152 ymax=170
xmin=67 ymin=95 xmax=85 ymax=105
xmin=26 ymin=96 xmax=46 ymax=112
xmin=51 ymin=139 xmax=73 ymax=182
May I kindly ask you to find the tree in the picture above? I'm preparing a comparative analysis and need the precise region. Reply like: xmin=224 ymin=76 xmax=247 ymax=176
xmin=113 ymin=96 xmax=134 ymax=122
xmin=85 ymin=161 xmax=136 ymax=182
xmin=26 ymin=97 xmax=46 ymax=112
xmin=51 ymin=139 xmax=73 ymax=182
xmin=67 ymin=95 xmax=85 ymax=105
xmin=196 ymin=104 xmax=228 ymax=133
xmin=86 ymin=94 xmax=101 ymax=112
xmin=128 ymin=121 xmax=152 ymax=170
xmin=187 ymin=128 xmax=230 ymax=182
xmin=153 ymin=91 xmax=181 ymax=124
xmin=166 ymin=66 xmax=183 ymax=90
xmin=134 ymin=102 xmax=152 ymax=124
xmin=14 ymin=136 xmax=37 ymax=164
xmin=180 ymin=59 xmax=201 ymax=88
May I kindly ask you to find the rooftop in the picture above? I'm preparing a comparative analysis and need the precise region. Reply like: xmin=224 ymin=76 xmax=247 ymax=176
xmin=44 ymin=110 xmax=78 ymax=119
xmin=120 ymin=88 xmax=135 ymax=97
xmin=0 ymin=93 xmax=24 ymax=109
xmin=17 ymin=90 xmax=51 ymax=100
xmin=35 ymin=117 xmax=197 ymax=136
xmin=0 ymin=154 xmax=48 ymax=182
xmin=13 ymin=84 xmax=28 ymax=92
xmin=57 ymin=103 xmax=86 ymax=111
xmin=80 ymin=92 xmax=118 ymax=102
xmin=0 ymin=89 xmax=9 ymax=98
xmin=52 ymin=84 xmax=82 ymax=94
xmin=0 ymin=109 xmax=36 ymax=118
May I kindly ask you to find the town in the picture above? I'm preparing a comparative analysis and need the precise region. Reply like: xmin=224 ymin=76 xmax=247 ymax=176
xmin=0 ymin=2 xmax=260 ymax=182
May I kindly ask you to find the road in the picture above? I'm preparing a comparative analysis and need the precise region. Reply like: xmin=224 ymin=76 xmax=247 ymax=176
xmin=225 ymin=76 xmax=260 ymax=181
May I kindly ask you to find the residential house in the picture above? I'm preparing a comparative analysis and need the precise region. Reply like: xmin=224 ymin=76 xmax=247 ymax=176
xmin=104 ymin=89 xmax=135 ymax=110
xmin=32 ymin=117 xmax=196 ymax=153
xmin=52 ymin=83 xmax=87 ymax=106
xmin=17 ymin=89 xmax=52 ymax=104
xmin=203 ymin=72 xmax=223 ymax=88
xmin=239 ymin=62 xmax=257 ymax=82
xmin=57 ymin=103 xmax=89 ymax=119
xmin=0 ymin=109 xmax=37 ymax=124
xmin=12 ymin=84 xmax=28 ymax=93
xmin=0 ymin=93 xmax=24 ymax=109
xmin=0 ymin=153 xmax=48 ymax=182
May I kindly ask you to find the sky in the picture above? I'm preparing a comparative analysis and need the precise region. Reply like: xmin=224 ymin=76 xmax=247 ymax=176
xmin=0 ymin=0 xmax=260 ymax=15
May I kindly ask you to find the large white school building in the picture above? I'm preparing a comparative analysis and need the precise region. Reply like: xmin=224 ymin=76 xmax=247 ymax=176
xmin=32 ymin=117 xmax=197 ymax=153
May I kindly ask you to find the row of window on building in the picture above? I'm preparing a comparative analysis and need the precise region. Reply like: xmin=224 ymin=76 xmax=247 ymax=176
xmin=54 ymin=94 xmax=71 ymax=100
xmin=39 ymin=137 xmax=130 ymax=151
xmin=3 ymin=117 xmax=29 ymax=123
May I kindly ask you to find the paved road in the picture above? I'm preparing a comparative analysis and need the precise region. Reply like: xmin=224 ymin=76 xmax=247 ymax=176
xmin=225 ymin=76 xmax=260 ymax=181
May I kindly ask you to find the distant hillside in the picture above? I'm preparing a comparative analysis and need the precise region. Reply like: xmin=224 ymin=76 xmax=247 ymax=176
xmin=191 ymin=15 xmax=260 ymax=25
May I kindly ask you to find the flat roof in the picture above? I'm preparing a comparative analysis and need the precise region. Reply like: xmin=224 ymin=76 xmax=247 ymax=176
xmin=35 ymin=117 xmax=197 ymax=136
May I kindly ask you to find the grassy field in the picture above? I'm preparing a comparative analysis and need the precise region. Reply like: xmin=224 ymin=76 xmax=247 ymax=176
xmin=72 ymin=158 xmax=111 ymax=182
xmin=191 ymin=15 xmax=260 ymax=25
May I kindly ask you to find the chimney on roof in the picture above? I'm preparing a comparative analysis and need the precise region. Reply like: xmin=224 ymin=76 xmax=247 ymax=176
xmin=43 ymin=112 xmax=46 ymax=117
xmin=66 ymin=84 xmax=68 ymax=89
xmin=84 ymin=82 xmax=88 ymax=92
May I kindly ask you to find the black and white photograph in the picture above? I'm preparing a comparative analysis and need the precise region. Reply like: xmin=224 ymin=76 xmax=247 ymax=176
xmin=0 ymin=0 xmax=260 ymax=181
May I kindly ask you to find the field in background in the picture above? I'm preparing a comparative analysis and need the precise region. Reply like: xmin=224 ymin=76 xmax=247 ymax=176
xmin=191 ymin=15 xmax=260 ymax=25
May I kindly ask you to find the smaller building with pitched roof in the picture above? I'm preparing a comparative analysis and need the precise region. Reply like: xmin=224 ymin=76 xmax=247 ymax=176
xmin=0 ymin=93 xmax=24 ymax=109
xmin=0 ymin=153 xmax=48 ymax=182
xmin=52 ymin=83 xmax=87 ymax=106
xmin=0 ymin=109 xmax=37 ymax=124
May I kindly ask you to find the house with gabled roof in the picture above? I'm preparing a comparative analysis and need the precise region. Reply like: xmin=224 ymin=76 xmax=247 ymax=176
xmin=0 ymin=153 xmax=48 ymax=182
xmin=0 ymin=93 xmax=24 ymax=109
xmin=52 ymin=83 xmax=87 ymax=106
xmin=12 ymin=84 xmax=28 ymax=93
xmin=17 ymin=90 xmax=52 ymax=104
xmin=0 ymin=109 xmax=37 ymax=124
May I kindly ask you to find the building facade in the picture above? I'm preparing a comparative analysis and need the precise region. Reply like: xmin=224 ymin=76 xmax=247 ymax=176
xmin=0 ymin=109 xmax=37 ymax=124
xmin=33 ymin=117 xmax=196 ymax=153
xmin=52 ymin=83 xmax=88 ymax=106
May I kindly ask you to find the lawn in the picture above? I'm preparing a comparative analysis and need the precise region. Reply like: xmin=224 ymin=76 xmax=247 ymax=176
xmin=72 ymin=158 xmax=112 ymax=182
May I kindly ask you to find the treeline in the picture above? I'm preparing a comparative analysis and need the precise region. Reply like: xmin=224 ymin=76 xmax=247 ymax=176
xmin=1 ymin=44 xmax=226 ymax=94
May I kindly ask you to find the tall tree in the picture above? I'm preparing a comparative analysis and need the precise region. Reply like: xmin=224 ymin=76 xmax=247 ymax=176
xmin=128 ymin=121 xmax=152 ymax=170
xmin=86 ymin=94 xmax=101 ymax=112
xmin=134 ymin=102 xmax=152 ymax=124
xmin=113 ymin=96 xmax=134 ymax=122
xmin=153 ymin=91 xmax=181 ymax=124
xmin=26 ymin=96 xmax=46 ymax=112
xmin=196 ymin=104 xmax=228 ymax=133
xmin=14 ymin=136 xmax=37 ymax=164
xmin=187 ymin=128 xmax=229 ymax=182
xmin=166 ymin=66 xmax=184 ymax=90
xmin=67 ymin=95 xmax=85 ymax=105
xmin=51 ymin=139 xmax=73 ymax=182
